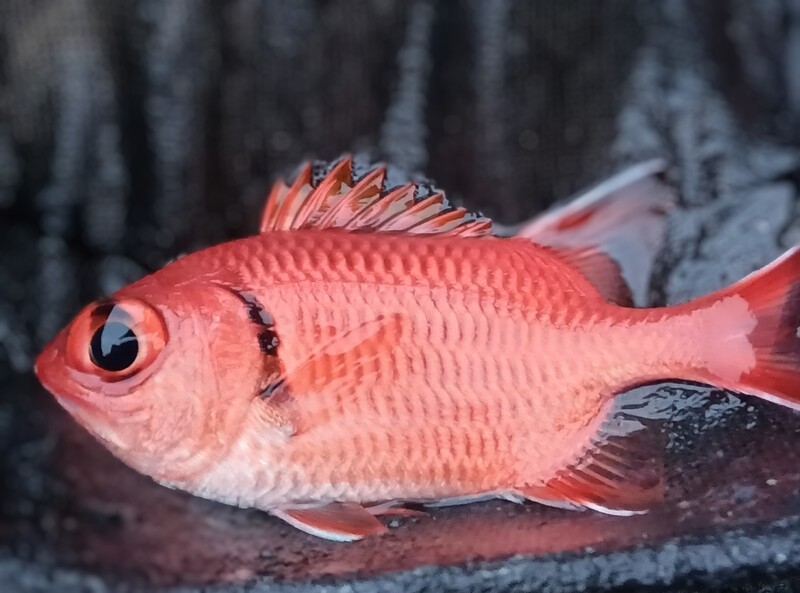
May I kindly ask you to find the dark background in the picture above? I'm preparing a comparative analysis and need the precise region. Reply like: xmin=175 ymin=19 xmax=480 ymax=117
xmin=3 ymin=1 xmax=800 ymax=592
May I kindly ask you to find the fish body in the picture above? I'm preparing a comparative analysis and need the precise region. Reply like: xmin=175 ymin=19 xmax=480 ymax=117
xmin=35 ymin=158 xmax=800 ymax=540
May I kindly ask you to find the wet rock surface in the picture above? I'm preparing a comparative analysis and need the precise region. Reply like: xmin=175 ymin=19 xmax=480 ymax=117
xmin=2 ymin=1 xmax=800 ymax=591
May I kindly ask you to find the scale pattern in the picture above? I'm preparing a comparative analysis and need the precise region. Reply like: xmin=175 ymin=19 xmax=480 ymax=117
xmin=180 ymin=230 xmax=697 ymax=506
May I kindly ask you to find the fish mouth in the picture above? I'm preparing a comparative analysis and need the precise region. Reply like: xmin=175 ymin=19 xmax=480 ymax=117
xmin=34 ymin=335 xmax=132 ymax=454
xmin=34 ymin=338 xmax=98 ymax=413
xmin=36 ymin=347 xmax=121 ymax=447
xmin=34 ymin=343 xmax=62 ymax=395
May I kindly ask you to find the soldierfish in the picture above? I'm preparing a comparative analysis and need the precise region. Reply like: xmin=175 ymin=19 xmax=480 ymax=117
xmin=35 ymin=157 xmax=800 ymax=541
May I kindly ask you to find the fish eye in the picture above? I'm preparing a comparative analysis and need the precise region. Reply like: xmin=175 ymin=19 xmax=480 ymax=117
xmin=66 ymin=299 xmax=168 ymax=383
xmin=90 ymin=320 xmax=139 ymax=372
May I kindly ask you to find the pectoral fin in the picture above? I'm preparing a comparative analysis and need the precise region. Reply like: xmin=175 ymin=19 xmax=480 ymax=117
xmin=263 ymin=314 xmax=406 ymax=433
xmin=272 ymin=503 xmax=388 ymax=541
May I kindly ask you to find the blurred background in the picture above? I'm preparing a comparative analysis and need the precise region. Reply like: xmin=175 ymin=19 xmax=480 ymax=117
xmin=3 ymin=1 xmax=800 ymax=592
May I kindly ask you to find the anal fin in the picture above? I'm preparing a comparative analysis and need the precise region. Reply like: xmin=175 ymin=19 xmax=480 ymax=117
xmin=518 ymin=395 xmax=665 ymax=515
xmin=272 ymin=502 xmax=388 ymax=541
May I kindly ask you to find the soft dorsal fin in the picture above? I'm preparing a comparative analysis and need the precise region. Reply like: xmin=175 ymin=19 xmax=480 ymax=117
xmin=517 ymin=160 xmax=675 ymax=306
xmin=556 ymin=247 xmax=633 ymax=307
xmin=260 ymin=156 xmax=493 ymax=237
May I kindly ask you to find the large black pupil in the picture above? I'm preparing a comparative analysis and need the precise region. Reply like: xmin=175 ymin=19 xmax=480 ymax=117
xmin=90 ymin=322 xmax=139 ymax=372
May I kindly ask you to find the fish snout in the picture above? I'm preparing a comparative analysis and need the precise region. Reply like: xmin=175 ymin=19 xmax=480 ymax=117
xmin=34 ymin=332 xmax=68 ymax=395
xmin=34 ymin=348 xmax=57 ymax=394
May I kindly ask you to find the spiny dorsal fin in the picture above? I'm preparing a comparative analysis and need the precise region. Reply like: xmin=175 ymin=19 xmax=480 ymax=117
xmin=260 ymin=156 xmax=493 ymax=237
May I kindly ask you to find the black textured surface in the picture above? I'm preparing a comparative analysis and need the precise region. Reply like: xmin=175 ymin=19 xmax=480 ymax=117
xmin=3 ymin=1 xmax=800 ymax=592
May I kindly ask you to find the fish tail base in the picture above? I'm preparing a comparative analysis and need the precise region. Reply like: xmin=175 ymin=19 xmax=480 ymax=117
xmin=725 ymin=246 xmax=800 ymax=408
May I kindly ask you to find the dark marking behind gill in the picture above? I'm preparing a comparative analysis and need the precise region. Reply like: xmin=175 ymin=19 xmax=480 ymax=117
xmin=236 ymin=291 xmax=276 ymax=328
xmin=214 ymin=285 xmax=280 ymax=357
xmin=257 ymin=331 xmax=279 ymax=357
xmin=259 ymin=377 xmax=286 ymax=400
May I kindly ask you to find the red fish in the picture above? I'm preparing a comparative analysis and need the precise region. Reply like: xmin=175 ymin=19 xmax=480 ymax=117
xmin=35 ymin=157 xmax=800 ymax=541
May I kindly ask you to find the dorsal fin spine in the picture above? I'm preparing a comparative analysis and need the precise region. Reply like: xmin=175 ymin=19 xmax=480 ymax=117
xmin=274 ymin=165 xmax=313 ymax=231
xmin=259 ymin=156 xmax=493 ymax=238
xmin=350 ymin=183 xmax=416 ymax=229
xmin=318 ymin=167 xmax=385 ymax=229
xmin=294 ymin=159 xmax=351 ymax=227
xmin=259 ymin=181 xmax=290 ymax=233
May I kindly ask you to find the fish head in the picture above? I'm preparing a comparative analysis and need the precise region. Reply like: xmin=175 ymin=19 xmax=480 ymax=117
xmin=34 ymin=277 xmax=271 ymax=484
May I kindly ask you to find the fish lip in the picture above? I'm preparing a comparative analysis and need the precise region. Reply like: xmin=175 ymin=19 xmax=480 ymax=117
xmin=36 ymin=346 xmax=109 ymax=428
xmin=34 ymin=345 xmax=60 ymax=394
xmin=35 ymin=332 xmax=130 ymax=454
xmin=35 ymin=339 xmax=92 ymax=409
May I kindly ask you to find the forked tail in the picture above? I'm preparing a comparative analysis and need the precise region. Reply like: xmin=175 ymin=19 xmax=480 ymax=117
xmin=710 ymin=247 xmax=800 ymax=408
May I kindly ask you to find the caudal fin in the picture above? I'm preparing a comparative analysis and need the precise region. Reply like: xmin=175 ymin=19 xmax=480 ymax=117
xmin=723 ymin=247 xmax=800 ymax=408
